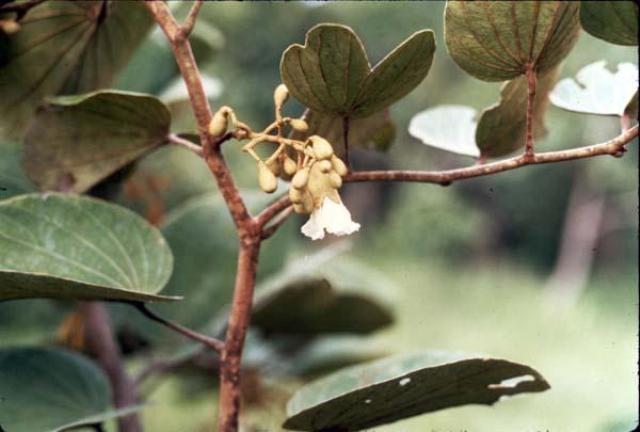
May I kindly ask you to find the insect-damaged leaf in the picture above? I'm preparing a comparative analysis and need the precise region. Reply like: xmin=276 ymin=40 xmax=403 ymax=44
xmin=0 ymin=347 xmax=142 ymax=432
xmin=444 ymin=1 xmax=580 ymax=82
xmin=580 ymin=0 xmax=638 ymax=46
xmin=283 ymin=350 xmax=550 ymax=431
xmin=281 ymin=24 xmax=435 ymax=117
xmin=23 ymin=91 xmax=170 ymax=194
xmin=0 ymin=0 xmax=153 ymax=139
xmin=0 ymin=193 xmax=176 ymax=303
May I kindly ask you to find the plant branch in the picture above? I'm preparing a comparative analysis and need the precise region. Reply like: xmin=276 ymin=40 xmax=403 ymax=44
xmin=524 ymin=63 xmax=537 ymax=158
xmin=255 ymin=194 xmax=291 ymax=228
xmin=178 ymin=0 xmax=202 ymax=41
xmin=345 ymin=126 xmax=638 ymax=185
xmin=261 ymin=206 xmax=294 ymax=239
xmin=80 ymin=302 xmax=141 ymax=432
xmin=167 ymin=133 xmax=203 ymax=157
xmin=133 ymin=303 xmax=224 ymax=353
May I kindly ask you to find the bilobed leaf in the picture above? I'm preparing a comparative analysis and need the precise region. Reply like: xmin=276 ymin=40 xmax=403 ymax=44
xmin=252 ymin=247 xmax=395 ymax=336
xmin=280 ymin=24 xmax=370 ymax=115
xmin=408 ymin=105 xmax=480 ymax=157
xmin=283 ymin=350 xmax=550 ymax=431
xmin=23 ymin=91 xmax=171 ymax=193
xmin=0 ymin=347 xmax=142 ymax=432
xmin=0 ymin=193 xmax=176 ymax=302
xmin=580 ymin=0 xmax=638 ymax=46
xmin=0 ymin=0 xmax=153 ymax=139
xmin=549 ymin=61 xmax=639 ymax=116
xmin=352 ymin=30 xmax=435 ymax=118
xmin=444 ymin=1 xmax=580 ymax=81
xmin=290 ymin=109 xmax=396 ymax=153
xmin=476 ymin=68 xmax=558 ymax=157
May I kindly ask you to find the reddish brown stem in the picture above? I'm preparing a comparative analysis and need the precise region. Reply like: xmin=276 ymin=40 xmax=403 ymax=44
xmin=80 ymin=302 xmax=141 ymax=432
xmin=524 ymin=63 xmax=537 ymax=159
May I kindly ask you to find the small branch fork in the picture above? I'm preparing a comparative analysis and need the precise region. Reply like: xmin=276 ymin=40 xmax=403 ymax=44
xmin=143 ymin=2 xmax=639 ymax=432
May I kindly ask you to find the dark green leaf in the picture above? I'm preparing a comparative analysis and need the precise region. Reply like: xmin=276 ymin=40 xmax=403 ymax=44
xmin=23 ymin=91 xmax=170 ymax=193
xmin=252 ymin=247 xmax=395 ymax=337
xmin=0 ymin=1 xmax=153 ymax=139
xmin=445 ymin=1 xmax=580 ymax=81
xmin=352 ymin=30 xmax=435 ymax=117
xmin=284 ymin=350 xmax=550 ymax=431
xmin=580 ymin=0 xmax=638 ymax=46
xmin=476 ymin=68 xmax=558 ymax=157
xmin=280 ymin=24 xmax=370 ymax=115
xmin=0 ymin=347 xmax=141 ymax=432
xmin=0 ymin=193 xmax=176 ymax=302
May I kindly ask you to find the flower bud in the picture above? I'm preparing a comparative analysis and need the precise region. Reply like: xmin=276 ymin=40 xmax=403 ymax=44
xmin=317 ymin=160 xmax=332 ymax=173
xmin=209 ymin=107 xmax=230 ymax=137
xmin=331 ymin=155 xmax=348 ymax=176
xmin=266 ymin=158 xmax=281 ymax=177
xmin=291 ymin=167 xmax=310 ymax=189
xmin=293 ymin=203 xmax=307 ymax=214
xmin=289 ymin=118 xmax=309 ymax=132
xmin=328 ymin=171 xmax=343 ymax=188
xmin=274 ymin=84 xmax=289 ymax=108
xmin=0 ymin=19 xmax=20 ymax=35
xmin=257 ymin=161 xmax=278 ymax=193
xmin=283 ymin=156 xmax=297 ymax=176
xmin=309 ymin=135 xmax=333 ymax=160
xmin=289 ymin=185 xmax=303 ymax=203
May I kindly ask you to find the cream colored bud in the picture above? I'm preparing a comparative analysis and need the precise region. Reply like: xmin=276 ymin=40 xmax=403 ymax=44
xmin=289 ymin=119 xmax=309 ymax=132
xmin=317 ymin=160 xmax=332 ymax=173
xmin=258 ymin=161 xmax=278 ymax=193
xmin=289 ymin=186 xmax=303 ymax=203
xmin=331 ymin=155 xmax=348 ymax=176
xmin=274 ymin=84 xmax=289 ymax=108
xmin=283 ymin=156 xmax=297 ymax=176
xmin=209 ymin=108 xmax=229 ymax=137
xmin=291 ymin=167 xmax=310 ymax=189
xmin=0 ymin=19 xmax=20 ymax=35
xmin=266 ymin=158 xmax=281 ymax=177
xmin=293 ymin=203 xmax=307 ymax=214
xmin=309 ymin=135 xmax=334 ymax=160
xmin=328 ymin=171 xmax=343 ymax=188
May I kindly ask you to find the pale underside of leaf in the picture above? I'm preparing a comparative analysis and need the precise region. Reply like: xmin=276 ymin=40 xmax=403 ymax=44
xmin=408 ymin=105 xmax=480 ymax=157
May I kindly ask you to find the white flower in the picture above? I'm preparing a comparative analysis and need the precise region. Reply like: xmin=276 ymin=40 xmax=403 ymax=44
xmin=301 ymin=196 xmax=360 ymax=240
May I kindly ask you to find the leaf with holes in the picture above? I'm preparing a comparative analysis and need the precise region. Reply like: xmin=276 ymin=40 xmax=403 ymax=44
xmin=409 ymin=105 xmax=480 ymax=157
xmin=0 ymin=193 xmax=176 ymax=302
xmin=475 ymin=67 xmax=558 ymax=157
xmin=0 ymin=0 xmax=153 ymax=139
xmin=0 ymin=347 xmax=142 ymax=432
xmin=444 ymin=1 xmax=580 ymax=81
xmin=281 ymin=24 xmax=435 ymax=118
xmin=252 ymin=248 xmax=395 ymax=337
xmin=549 ymin=61 xmax=638 ymax=116
xmin=580 ymin=0 xmax=638 ymax=46
xmin=23 ymin=91 xmax=170 ymax=193
xmin=283 ymin=350 xmax=550 ymax=431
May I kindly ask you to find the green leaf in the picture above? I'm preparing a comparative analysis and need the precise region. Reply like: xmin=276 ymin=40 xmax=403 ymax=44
xmin=280 ymin=24 xmax=370 ymax=115
xmin=476 ymin=68 xmax=558 ymax=157
xmin=0 ymin=142 xmax=34 ymax=199
xmin=352 ymin=30 xmax=436 ymax=117
xmin=444 ymin=1 xmax=580 ymax=81
xmin=290 ymin=109 xmax=396 ymax=154
xmin=252 ymin=247 xmax=395 ymax=337
xmin=549 ymin=61 xmax=638 ymax=116
xmin=0 ymin=1 xmax=153 ymax=139
xmin=281 ymin=24 xmax=435 ymax=118
xmin=23 ymin=91 xmax=171 ymax=193
xmin=283 ymin=350 xmax=550 ymax=431
xmin=409 ymin=105 xmax=480 ymax=157
xmin=580 ymin=0 xmax=638 ymax=46
xmin=0 ymin=193 xmax=176 ymax=303
xmin=0 ymin=347 xmax=141 ymax=432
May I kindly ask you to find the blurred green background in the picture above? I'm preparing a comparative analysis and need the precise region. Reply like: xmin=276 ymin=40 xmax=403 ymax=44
xmin=1 ymin=1 xmax=637 ymax=431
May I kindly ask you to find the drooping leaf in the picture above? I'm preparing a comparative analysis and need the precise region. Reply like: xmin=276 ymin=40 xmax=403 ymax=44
xmin=352 ymin=30 xmax=436 ymax=117
xmin=281 ymin=24 xmax=435 ymax=118
xmin=23 ymin=91 xmax=171 ymax=194
xmin=0 ymin=193 xmax=176 ymax=302
xmin=0 ymin=347 xmax=141 ymax=432
xmin=0 ymin=142 xmax=34 ymax=199
xmin=408 ymin=105 xmax=480 ymax=157
xmin=580 ymin=0 xmax=638 ymax=46
xmin=252 ymin=247 xmax=395 ymax=337
xmin=444 ymin=1 xmax=580 ymax=81
xmin=290 ymin=109 xmax=396 ymax=153
xmin=280 ymin=24 xmax=370 ymax=115
xmin=283 ymin=350 xmax=550 ymax=431
xmin=549 ymin=61 xmax=638 ymax=116
xmin=476 ymin=68 xmax=558 ymax=157
xmin=0 ymin=0 xmax=153 ymax=139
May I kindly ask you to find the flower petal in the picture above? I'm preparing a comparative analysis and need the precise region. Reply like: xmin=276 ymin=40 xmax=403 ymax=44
xmin=301 ymin=210 xmax=326 ymax=240
xmin=320 ymin=197 xmax=360 ymax=236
